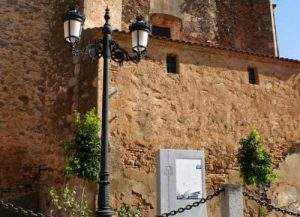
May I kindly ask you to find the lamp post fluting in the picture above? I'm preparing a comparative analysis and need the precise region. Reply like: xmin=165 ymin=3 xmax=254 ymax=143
xmin=63 ymin=6 xmax=151 ymax=217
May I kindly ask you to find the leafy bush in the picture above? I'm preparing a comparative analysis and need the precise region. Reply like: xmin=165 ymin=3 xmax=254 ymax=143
xmin=50 ymin=109 xmax=100 ymax=216
xmin=118 ymin=203 xmax=141 ymax=217
xmin=238 ymin=129 xmax=276 ymax=217
xmin=259 ymin=206 xmax=267 ymax=217
xmin=238 ymin=129 xmax=276 ymax=187
xmin=50 ymin=185 xmax=91 ymax=217
xmin=65 ymin=108 xmax=101 ymax=182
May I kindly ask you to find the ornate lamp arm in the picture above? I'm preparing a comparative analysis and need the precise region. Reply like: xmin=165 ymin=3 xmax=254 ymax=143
xmin=71 ymin=40 xmax=104 ymax=60
xmin=70 ymin=39 xmax=146 ymax=65
xmin=110 ymin=40 xmax=146 ymax=64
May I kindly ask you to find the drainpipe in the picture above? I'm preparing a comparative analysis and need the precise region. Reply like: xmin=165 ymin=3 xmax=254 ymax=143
xmin=270 ymin=0 xmax=280 ymax=57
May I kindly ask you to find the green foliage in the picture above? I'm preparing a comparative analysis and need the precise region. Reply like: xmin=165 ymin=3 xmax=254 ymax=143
xmin=118 ymin=203 xmax=141 ymax=217
xmin=50 ymin=185 xmax=91 ymax=217
xmin=65 ymin=108 xmax=101 ymax=182
xmin=259 ymin=206 xmax=267 ymax=217
xmin=238 ymin=129 xmax=276 ymax=187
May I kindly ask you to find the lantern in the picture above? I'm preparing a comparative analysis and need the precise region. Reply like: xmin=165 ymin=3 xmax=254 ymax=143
xmin=64 ymin=7 xmax=85 ymax=44
xmin=129 ymin=16 xmax=151 ymax=54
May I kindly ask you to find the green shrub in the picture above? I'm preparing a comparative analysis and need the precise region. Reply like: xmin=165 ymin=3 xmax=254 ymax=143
xmin=65 ymin=108 xmax=101 ymax=182
xmin=238 ymin=129 xmax=276 ymax=187
xmin=259 ymin=206 xmax=267 ymax=217
xmin=50 ymin=109 xmax=100 ymax=216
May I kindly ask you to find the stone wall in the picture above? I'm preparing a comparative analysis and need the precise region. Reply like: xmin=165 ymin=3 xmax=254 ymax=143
xmin=122 ymin=0 xmax=218 ymax=43
xmin=121 ymin=0 xmax=276 ymax=55
xmin=99 ymin=32 xmax=300 ymax=216
xmin=149 ymin=0 xmax=218 ymax=42
xmin=215 ymin=0 xmax=276 ymax=55
xmin=84 ymin=0 xmax=122 ymax=30
xmin=0 ymin=0 xmax=298 ymax=216
xmin=179 ymin=0 xmax=218 ymax=43
xmin=0 ymin=0 xmax=97 ymax=209
xmin=269 ymin=145 xmax=300 ymax=216
xmin=122 ymin=0 xmax=150 ymax=30
xmin=0 ymin=0 xmax=53 ymax=199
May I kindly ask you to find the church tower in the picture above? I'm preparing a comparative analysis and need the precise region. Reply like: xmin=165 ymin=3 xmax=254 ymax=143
xmin=215 ymin=0 xmax=278 ymax=56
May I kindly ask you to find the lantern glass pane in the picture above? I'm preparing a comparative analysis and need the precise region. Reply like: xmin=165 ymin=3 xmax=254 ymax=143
xmin=64 ymin=19 xmax=82 ymax=43
xmin=64 ymin=20 xmax=70 ymax=39
xmin=132 ymin=30 xmax=138 ymax=49
xmin=70 ymin=19 xmax=82 ymax=39
xmin=132 ymin=30 xmax=149 ymax=52
xmin=138 ymin=30 xmax=149 ymax=48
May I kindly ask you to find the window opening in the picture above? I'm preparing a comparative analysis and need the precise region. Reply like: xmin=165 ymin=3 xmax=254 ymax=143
xmin=248 ymin=67 xmax=259 ymax=85
xmin=167 ymin=55 xmax=178 ymax=74
xmin=152 ymin=26 xmax=171 ymax=38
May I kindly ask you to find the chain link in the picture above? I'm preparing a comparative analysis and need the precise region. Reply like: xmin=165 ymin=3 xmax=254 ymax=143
xmin=0 ymin=200 xmax=47 ymax=217
xmin=2 ymin=189 xmax=298 ymax=217
xmin=157 ymin=187 xmax=225 ymax=217
xmin=243 ymin=191 xmax=300 ymax=216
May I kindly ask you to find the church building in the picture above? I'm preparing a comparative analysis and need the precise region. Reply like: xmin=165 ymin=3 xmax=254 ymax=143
xmin=0 ymin=0 xmax=299 ymax=216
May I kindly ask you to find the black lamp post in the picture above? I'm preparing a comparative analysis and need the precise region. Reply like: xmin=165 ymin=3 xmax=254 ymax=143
xmin=63 ymin=6 xmax=151 ymax=217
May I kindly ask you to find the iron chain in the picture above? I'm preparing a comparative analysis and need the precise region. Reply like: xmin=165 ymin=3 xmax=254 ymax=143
xmin=2 ymin=190 xmax=298 ymax=216
xmin=0 ymin=200 xmax=46 ymax=217
xmin=243 ymin=191 xmax=300 ymax=216
xmin=157 ymin=187 xmax=225 ymax=217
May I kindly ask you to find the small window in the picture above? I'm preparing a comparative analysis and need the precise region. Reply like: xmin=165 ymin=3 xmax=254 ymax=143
xmin=248 ymin=67 xmax=259 ymax=85
xmin=152 ymin=26 xmax=171 ymax=38
xmin=166 ymin=55 xmax=178 ymax=74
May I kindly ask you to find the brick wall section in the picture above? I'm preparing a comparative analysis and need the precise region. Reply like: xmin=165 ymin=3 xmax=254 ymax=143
xmin=102 ymin=33 xmax=300 ymax=216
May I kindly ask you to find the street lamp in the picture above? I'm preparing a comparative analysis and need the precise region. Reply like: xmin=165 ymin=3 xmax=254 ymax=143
xmin=64 ymin=6 xmax=151 ymax=217
xmin=63 ymin=7 xmax=85 ymax=44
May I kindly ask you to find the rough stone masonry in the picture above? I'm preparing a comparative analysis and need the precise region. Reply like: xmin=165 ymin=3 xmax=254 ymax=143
xmin=0 ymin=0 xmax=299 ymax=216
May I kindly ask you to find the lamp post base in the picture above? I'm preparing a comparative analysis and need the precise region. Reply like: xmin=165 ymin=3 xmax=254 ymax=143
xmin=95 ymin=209 xmax=114 ymax=217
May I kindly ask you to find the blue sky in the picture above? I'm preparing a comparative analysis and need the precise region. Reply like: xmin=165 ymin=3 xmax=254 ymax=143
xmin=274 ymin=0 xmax=300 ymax=59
